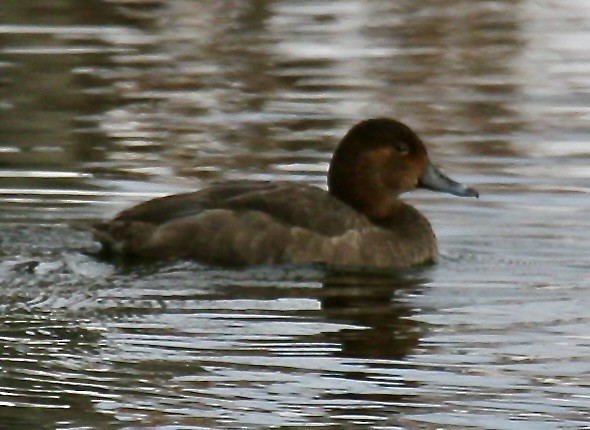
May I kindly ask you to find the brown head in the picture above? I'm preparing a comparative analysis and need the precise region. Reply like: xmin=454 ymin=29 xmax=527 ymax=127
xmin=328 ymin=118 xmax=478 ymax=220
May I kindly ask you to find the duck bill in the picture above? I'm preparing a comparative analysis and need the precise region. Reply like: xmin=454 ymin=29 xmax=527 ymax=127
xmin=419 ymin=161 xmax=479 ymax=198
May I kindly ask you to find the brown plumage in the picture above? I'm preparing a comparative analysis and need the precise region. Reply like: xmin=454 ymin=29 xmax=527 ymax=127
xmin=94 ymin=118 xmax=478 ymax=268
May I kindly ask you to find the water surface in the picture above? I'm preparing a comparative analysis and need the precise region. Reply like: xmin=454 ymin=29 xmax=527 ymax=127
xmin=1 ymin=1 xmax=590 ymax=428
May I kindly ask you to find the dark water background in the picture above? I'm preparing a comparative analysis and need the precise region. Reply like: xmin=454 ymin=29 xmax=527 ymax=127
xmin=1 ymin=1 xmax=590 ymax=428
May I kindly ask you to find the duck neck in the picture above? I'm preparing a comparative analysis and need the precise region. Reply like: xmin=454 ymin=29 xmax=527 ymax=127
xmin=328 ymin=132 xmax=409 ymax=220
xmin=328 ymin=161 xmax=401 ymax=220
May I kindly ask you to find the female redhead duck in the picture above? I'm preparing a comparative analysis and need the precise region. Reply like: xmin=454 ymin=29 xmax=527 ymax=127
xmin=94 ymin=118 xmax=478 ymax=268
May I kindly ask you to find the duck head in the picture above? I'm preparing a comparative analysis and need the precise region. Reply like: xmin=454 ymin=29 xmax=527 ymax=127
xmin=328 ymin=118 xmax=478 ymax=220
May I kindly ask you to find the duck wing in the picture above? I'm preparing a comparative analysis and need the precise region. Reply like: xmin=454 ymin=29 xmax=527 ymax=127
xmin=112 ymin=181 xmax=278 ymax=224
xmin=106 ymin=181 xmax=366 ymax=237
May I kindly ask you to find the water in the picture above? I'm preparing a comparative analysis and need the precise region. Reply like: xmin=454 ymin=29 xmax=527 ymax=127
xmin=1 ymin=0 xmax=590 ymax=428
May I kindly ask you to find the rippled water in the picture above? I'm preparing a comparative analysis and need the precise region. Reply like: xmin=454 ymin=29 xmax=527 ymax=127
xmin=2 ymin=1 xmax=590 ymax=429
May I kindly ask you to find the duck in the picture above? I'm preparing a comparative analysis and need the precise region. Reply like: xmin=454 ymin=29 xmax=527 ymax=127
xmin=94 ymin=118 xmax=478 ymax=268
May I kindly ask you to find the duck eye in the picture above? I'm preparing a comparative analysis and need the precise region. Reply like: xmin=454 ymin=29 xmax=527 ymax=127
xmin=394 ymin=142 xmax=410 ymax=155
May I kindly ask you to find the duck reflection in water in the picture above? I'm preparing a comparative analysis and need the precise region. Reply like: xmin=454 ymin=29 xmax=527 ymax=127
xmin=318 ymin=270 xmax=426 ymax=360
xmin=313 ymin=270 xmax=428 ymax=415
